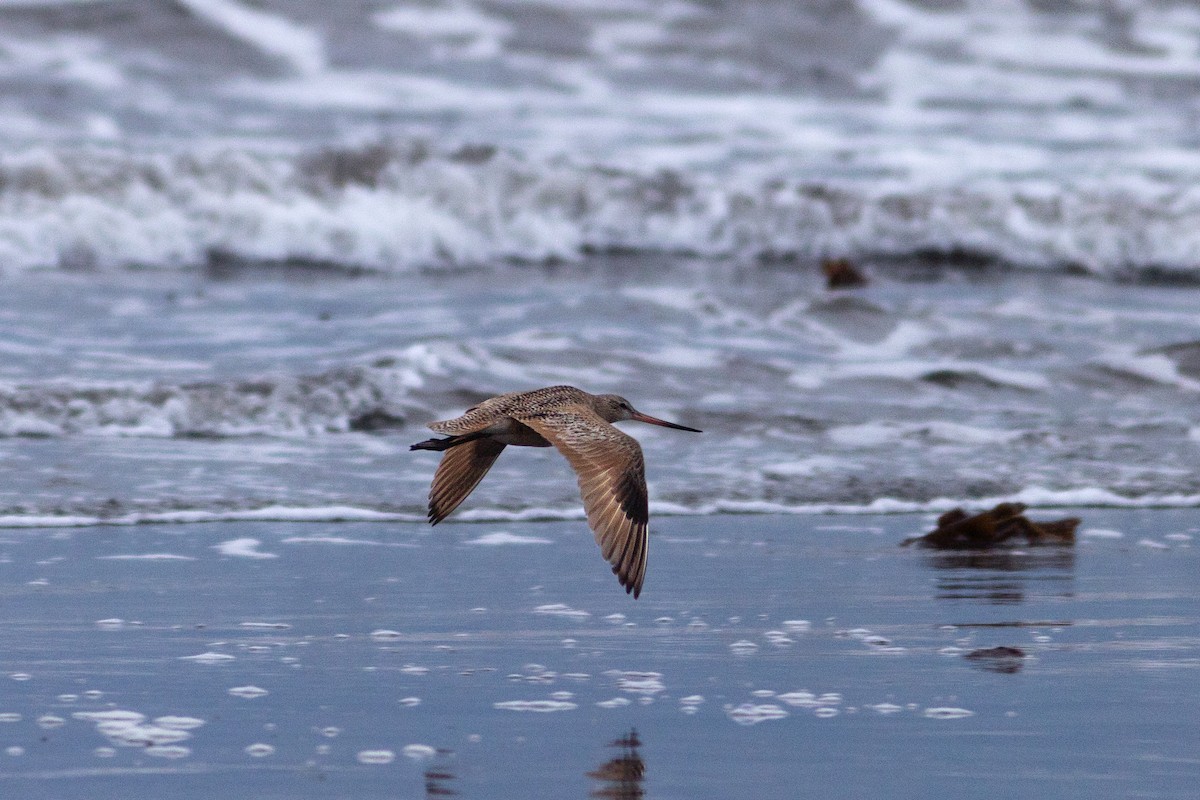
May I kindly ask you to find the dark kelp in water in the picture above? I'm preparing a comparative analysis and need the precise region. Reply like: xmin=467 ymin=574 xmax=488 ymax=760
xmin=821 ymin=258 xmax=869 ymax=289
xmin=901 ymin=503 xmax=1080 ymax=548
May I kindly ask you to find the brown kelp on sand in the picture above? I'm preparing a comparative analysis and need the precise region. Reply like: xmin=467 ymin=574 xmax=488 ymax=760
xmin=902 ymin=503 xmax=1080 ymax=549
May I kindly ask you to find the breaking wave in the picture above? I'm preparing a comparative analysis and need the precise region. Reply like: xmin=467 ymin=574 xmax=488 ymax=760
xmin=4 ymin=142 xmax=1200 ymax=278
xmin=0 ymin=361 xmax=418 ymax=438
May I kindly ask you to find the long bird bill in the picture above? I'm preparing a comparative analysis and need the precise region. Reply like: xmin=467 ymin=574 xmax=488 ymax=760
xmin=629 ymin=412 xmax=701 ymax=432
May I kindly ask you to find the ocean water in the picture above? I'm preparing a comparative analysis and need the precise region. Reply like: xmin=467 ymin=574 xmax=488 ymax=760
xmin=2 ymin=3 xmax=1200 ymax=795
xmin=3 ymin=0 xmax=1200 ymax=276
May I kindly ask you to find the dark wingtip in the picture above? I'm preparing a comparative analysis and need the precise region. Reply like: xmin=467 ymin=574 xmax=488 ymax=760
xmin=411 ymin=437 xmax=454 ymax=451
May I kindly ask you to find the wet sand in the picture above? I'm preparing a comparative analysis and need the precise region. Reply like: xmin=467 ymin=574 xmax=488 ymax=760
xmin=0 ymin=511 xmax=1197 ymax=799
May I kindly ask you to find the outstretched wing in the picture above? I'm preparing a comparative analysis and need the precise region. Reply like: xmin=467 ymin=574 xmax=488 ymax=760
xmin=519 ymin=407 xmax=649 ymax=598
xmin=428 ymin=439 xmax=507 ymax=524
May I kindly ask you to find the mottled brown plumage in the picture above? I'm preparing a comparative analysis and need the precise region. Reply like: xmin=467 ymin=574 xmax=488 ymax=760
xmin=411 ymin=386 xmax=701 ymax=598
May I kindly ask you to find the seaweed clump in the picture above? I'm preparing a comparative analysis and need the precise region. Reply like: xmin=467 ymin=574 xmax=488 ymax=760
xmin=901 ymin=502 xmax=1079 ymax=548
xmin=822 ymin=258 xmax=869 ymax=289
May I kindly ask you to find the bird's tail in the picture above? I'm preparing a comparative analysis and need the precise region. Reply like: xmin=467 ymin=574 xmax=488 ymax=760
xmin=410 ymin=431 xmax=486 ymax=452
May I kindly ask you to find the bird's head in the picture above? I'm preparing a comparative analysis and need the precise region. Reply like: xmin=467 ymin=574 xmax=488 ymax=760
xmin=593 ymin=394 xmax=701 ymax=432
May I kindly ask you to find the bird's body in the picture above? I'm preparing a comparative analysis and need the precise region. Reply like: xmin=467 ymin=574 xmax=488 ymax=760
xmin=410 ymin=386 xmax=701 ymax=598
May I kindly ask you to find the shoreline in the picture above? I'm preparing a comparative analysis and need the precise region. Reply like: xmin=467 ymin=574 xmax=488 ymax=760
xmin=4 ymin=486 xmax=1200 ymax=530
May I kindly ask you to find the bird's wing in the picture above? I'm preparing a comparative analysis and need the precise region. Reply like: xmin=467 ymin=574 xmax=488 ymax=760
xmin=519 ymin=407 xmax=649 ymax=598
xmin=428 ymin=439 xmax=507 ymax=524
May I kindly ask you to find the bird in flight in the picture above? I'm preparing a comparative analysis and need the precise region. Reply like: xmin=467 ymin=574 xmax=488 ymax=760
xmin=411 ymin=386 xmax=701 ymax=598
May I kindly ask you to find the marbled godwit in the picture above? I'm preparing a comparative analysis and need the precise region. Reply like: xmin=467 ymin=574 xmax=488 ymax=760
xmin=410 ymin=386 xmax=701 ymax=598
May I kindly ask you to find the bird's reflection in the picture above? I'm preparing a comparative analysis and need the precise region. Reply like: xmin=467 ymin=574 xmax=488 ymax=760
xmin=588 ymin=729 xmax=646 ymax=799
xmin=423 ymin=752 xmax=458 ymax=797
xmin=925 ymin=548 xmax=1076 ymax=604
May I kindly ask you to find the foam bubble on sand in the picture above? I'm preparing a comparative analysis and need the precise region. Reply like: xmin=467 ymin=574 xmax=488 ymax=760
xmin=75 ymin=709 xmax=198 ymax=748
xmin=101 ymin=723 xmax=193 ymax=746
xmin=777 ymin=691 xmax=818 ymax=707
xmin=729 ymin=640 xmax=759 ymax=655
xmin=923 ymin=707 xmax=975 ymax=720
xmin=726 ymin=703 xmax=789 ymax=725
xmin=228 ymin=686 xmax=269 ymax=699
xmin=357 ymin=749 xmax=396 ymax=764
xmin=179 ymin=652 xmax=235 ymax=665
xmin=402 ymin=744 xmax=437 ymax=760
xmin=466 ymin=531 xmax=553 ymax=545
xmin=533 ymin=603 xmax=590 ymax=619
xmin=493 ymin=700 xmax=577 ymax=712
xmin=596 ymin=698 xmax=631 ymax=708
xmin=611 ymin=671 xmax=665 ymax=695
xmin=370 ymin=629 xmax=402 ymax=641
xmin=214 ymin=538 xmax=278 ymax=559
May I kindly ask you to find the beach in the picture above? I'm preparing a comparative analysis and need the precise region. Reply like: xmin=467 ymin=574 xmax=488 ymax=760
xmin=0 ymin=512 xmax=1197 ymax=799
xmin=3 ymin=2 xmax=1200 ymax=797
